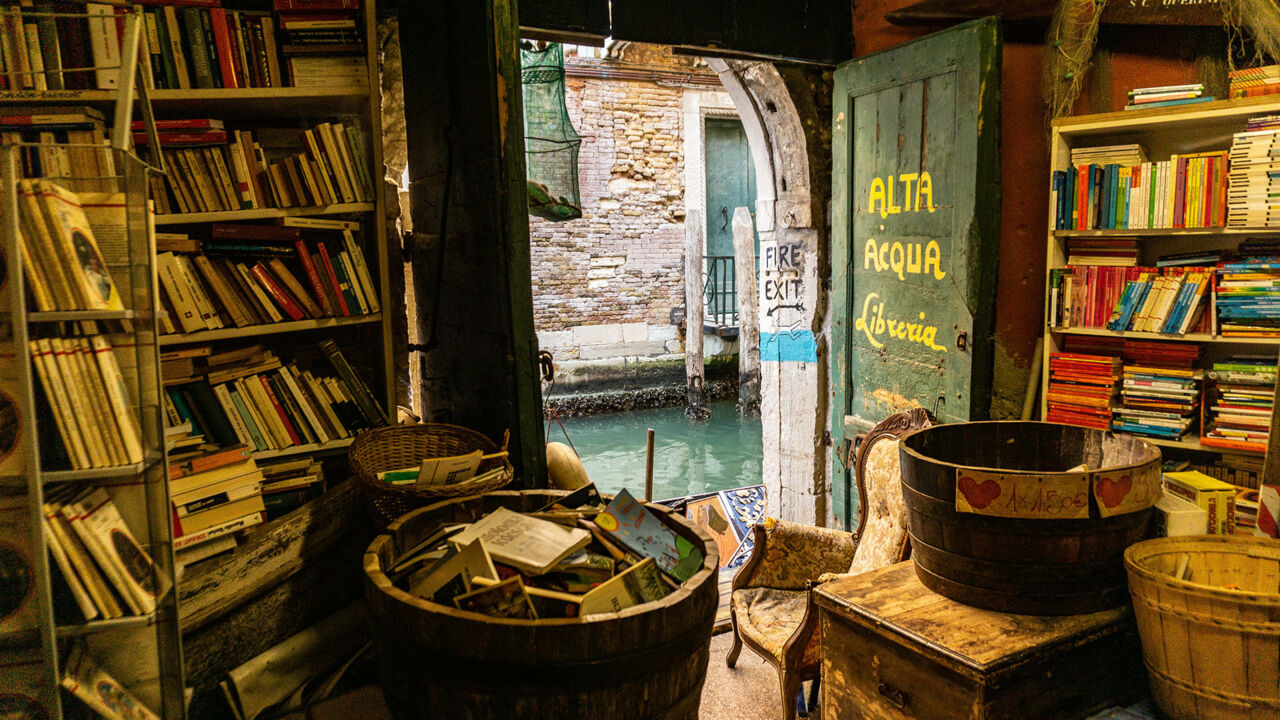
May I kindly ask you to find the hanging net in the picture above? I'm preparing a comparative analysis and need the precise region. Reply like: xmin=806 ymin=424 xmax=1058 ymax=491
xmin=521 ymin=43 xmax=582 ymax=222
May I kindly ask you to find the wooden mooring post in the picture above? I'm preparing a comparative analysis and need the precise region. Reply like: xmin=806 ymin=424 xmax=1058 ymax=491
xmin=732 ymin=207 xmax=760 ymax=415
xmin=685 ymin=208 xmax=709 ymax=420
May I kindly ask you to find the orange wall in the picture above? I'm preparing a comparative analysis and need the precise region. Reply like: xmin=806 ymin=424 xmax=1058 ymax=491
xmin=851 ymin=2 xmax=1200 ymax=412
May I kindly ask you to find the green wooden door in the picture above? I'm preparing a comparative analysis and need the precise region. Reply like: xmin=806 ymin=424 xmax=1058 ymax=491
xmin=705 ymin=117 xmax=758 ymax=326
xmin=830 ymin=18 xmax=1001 ymax=528
xmin=705 ymin=117 xmax=757 ymax=258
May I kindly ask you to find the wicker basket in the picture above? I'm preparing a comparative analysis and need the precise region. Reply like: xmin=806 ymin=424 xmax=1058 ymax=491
xmin=1125 ymin=535 xmax=1280 ymax=720
xmin=349 ymin=423 xmax=513 ymax=529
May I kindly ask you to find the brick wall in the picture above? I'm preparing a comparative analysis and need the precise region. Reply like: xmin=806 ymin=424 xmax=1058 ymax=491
xmin=530 ymin=45 xmax=724 ymax=362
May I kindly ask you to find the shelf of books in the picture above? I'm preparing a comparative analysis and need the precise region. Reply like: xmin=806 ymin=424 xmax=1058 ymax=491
xmin=0 ymin=0 xmax=394 ymax=716
xmin=1042 ymin=96 xmax=1280 ymax=487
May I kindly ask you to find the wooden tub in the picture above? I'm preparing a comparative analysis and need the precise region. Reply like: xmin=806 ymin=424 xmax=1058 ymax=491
xmin=899 ymin=421 xmax=1160 ymax=615
xmin=363 ymin=490 xmax=719 ymax=720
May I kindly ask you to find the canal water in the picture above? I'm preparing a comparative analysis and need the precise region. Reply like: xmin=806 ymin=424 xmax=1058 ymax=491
xmin=552 ymin=401 xmax=762 ymax=501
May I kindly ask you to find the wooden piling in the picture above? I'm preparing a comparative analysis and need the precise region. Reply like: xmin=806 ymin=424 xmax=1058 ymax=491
xmin=684 ymin=209 xmax=708 ymax=419
xmin=732 ymin=207 xmax=760 ymax=415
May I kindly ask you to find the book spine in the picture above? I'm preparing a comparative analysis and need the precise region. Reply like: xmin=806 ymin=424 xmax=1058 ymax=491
xmin=250 ymin=263 xmax=306 ymax=321
xmin=319 ymin=338 xmax=386 ymax=425
xmin=209 ymin=7 xmax=238 ymax=89
xmin=294 ymin=239 xmax=334 ymax=316
xmin=259 ymin=375 xmax=302 ymax=445
xmin=316 ymin=241 xmax=350 ymax=315
xmin=182 ymin=8 xmax=215 ymax=89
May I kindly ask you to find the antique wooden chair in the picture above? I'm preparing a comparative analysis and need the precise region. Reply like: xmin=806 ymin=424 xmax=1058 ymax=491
xmin=723 ymin=408 xmax=933 ymax=720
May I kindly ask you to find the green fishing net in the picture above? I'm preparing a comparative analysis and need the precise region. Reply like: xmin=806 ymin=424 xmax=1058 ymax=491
xmin=521 ymin=43 xmax=582 ymax=222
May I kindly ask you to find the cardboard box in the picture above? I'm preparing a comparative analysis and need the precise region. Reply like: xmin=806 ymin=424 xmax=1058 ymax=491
xmin=1153 ymin=490 xmax=1209 ymax=537
xmin=1162 ymin=471 xmax=1236 ymax=534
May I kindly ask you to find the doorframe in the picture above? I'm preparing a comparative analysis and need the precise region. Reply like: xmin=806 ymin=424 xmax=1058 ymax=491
xmin=681 ymin=88 xmax=744 ymax=246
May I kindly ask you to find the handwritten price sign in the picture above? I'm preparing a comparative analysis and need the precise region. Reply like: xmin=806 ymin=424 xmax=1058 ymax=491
xmin=954 ymin=468 xmax=1090 ymax=520
xmin=1092 ymin=463 xmax=1161 ymax=518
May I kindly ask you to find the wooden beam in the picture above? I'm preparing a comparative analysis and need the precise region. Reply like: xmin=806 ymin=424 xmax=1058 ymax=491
xmin=732 ymin=207 xmax=760 ymax=415
xmin=685 ymin=209 xmax=708 ymax=418
xmin=399 ymin=0 xmax=546 ymax=484
xmin=885 ymin=0 xmax=1228 ymax=27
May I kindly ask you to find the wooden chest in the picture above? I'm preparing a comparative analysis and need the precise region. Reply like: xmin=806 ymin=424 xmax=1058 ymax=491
xmin=814 ymin=562 xmax=1145 ymax=720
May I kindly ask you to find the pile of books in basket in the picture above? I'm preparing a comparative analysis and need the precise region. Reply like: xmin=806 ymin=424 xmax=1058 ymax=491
xmin=388 ymin=486 xmax=704 ymax=620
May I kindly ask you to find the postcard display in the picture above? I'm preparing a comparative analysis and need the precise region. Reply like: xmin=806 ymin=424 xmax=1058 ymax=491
xmin=0 ymin=146 xmax=185 ymax=717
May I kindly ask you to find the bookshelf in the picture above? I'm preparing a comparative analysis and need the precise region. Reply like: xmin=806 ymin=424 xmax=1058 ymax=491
xmin=0 ymin=0 xmax=394 ymax=715
xmin=1043 ymin=96 xmax=1280 ymax=461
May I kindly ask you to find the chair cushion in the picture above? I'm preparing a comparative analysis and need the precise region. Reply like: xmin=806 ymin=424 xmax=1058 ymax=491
xmin=731 ymin=587 xmax=809 ymax=662
xmin=848 ymin=437 xmax=908 ymax=575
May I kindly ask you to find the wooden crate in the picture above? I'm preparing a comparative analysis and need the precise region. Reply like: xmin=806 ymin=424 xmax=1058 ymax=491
xmin=814 ymin=562 xmax=1145 ymax=720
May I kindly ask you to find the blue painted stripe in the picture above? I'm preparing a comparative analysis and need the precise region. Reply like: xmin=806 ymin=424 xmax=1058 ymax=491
xmin=760 ymin=331 xmax=817 ymax=363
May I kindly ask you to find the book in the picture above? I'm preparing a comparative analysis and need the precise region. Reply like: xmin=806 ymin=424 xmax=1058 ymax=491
xmin=595 ymin=489 xmax=705 ymax=582
xmin=453 ymin=576 xmax=538 ymax=619
xmin=406 ymin=539 xmax=498 ymax=603
xmin=448 ymin=507 xmax=592 ymax=576
xmin=62 ymin=645 xmax=161 ymax=720
xmin=69 ymin=488 xmax=160 ymax=615
xmin=1163 ymin=471 xmax=1238 ymax=535
xmin=172 ymin=510 xmax=264 ymax=551
xmin=580 ymin=556 xmax=670 ymax=616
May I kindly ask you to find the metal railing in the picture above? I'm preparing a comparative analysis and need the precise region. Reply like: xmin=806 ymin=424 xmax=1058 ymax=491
xmin=703 ymin=255 xmax=758 ymax=328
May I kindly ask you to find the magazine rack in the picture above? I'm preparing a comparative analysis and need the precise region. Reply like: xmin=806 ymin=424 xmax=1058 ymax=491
xmin=0 ymin=6 xmax=184 ymax=719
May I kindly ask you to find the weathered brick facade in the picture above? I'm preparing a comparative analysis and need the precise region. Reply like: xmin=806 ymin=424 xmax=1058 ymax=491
xmin=531 ymin=45 xmax=731 ymax=363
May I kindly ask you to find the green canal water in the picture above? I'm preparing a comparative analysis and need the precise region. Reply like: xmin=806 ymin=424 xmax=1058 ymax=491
xmin=553 ymin=401 xmax=762 ymax=501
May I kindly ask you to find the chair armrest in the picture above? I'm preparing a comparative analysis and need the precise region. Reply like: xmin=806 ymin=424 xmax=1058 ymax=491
xmin=732 ymin=518 xmax=858 ymax=592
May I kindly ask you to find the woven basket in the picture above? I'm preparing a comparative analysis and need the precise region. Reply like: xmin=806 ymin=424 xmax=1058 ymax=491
xmin=1125 ymin=535 xmax=1280 ymax=720
xmin=349 ymin=423 xmax=513 ymax=529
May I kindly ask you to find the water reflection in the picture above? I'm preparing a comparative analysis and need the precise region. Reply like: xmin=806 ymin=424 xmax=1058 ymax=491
xmin=554 ymin=402 xmax=763 ymax=501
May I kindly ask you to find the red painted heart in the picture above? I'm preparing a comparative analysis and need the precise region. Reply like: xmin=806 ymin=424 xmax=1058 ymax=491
xmin=1096 ymin=475 xmax=1133 ymax=508
xmin=958 ymin=475 xmax=1002 ymax=509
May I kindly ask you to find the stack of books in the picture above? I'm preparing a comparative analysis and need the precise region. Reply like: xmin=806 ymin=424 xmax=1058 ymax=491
xmin=0 ymin=106 xmax=115 ymax=193
xmin=392 ymin=486 xmax=703 ymax=620
xmin=1188 ymin=453 xmax=1266 ymax=489
xmin=155 ymin=219 xmax=378 ymax=335
xmin=148 ymin=119 xmax=373 ymax=215
xmin=1046 ymin=351 xmax=1121 ymax=430
xmin=1048 ymin=266 xmax=1211 ymax=335
xmin=276 ymin=0 xmax=368 ymax=89
xmin=1066 ymin=238 xmax=1138 ymax=266
xmin=1053 ymin=149 xmax=1228 ymax=230
xmin=167 ymin=446 xmax=266 ymax=567
xmin=1215 ymin=257 xmax=1280 ymax=337
xmin=1227 ymin=116 xmax=1280 ymax=228
xmin=160 ymin=342 xmax=386 ymax=455
xmin=1229 ymin=65 xmax=1280 ymax=100
xmin=1202 ymin=357 xmax=1277 ymax=453
xmin=1124 ymin=84 xmax=1210 ymax=110
xmin=1112 ymin=363 xmax=1201 ymax=440
xmin=260 ymin=458 xmax=325 ymax=519
xmin=40 ymin=486 xmax=164 ymax=623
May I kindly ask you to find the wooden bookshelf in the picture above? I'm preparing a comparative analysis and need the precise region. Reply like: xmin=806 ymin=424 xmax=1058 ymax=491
xmin=153 ymin=202 xmax=374 ymax=226
xmin=250 ymin=437 xmax=354 ymax=462
xmin=0 ymin=2 xmax=394 ymax=715
xmin=158 ymin=313 xmax=381 ymax=346
xmin=1054 ymin=227 xmax=1280 ymax=239
xmin=0 ymin=87 xmax=370 ymax=117
xmin=1043 ymin=97 xmax=1280 ymax=458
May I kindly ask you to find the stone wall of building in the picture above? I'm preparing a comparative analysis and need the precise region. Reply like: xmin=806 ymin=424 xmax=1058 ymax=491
xmin=530 ymin=44 xmax=732 ymax=367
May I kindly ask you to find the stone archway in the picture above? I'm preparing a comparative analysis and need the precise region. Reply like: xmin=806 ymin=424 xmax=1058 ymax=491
xmin=706 ymin=59 xmax=831 ymax=527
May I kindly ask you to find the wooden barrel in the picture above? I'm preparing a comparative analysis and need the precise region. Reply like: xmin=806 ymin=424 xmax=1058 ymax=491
xmin=899 ymin=421 xmax=1160 ymax=615
xmin=363 ymin=490 xmax=719 ymax=720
